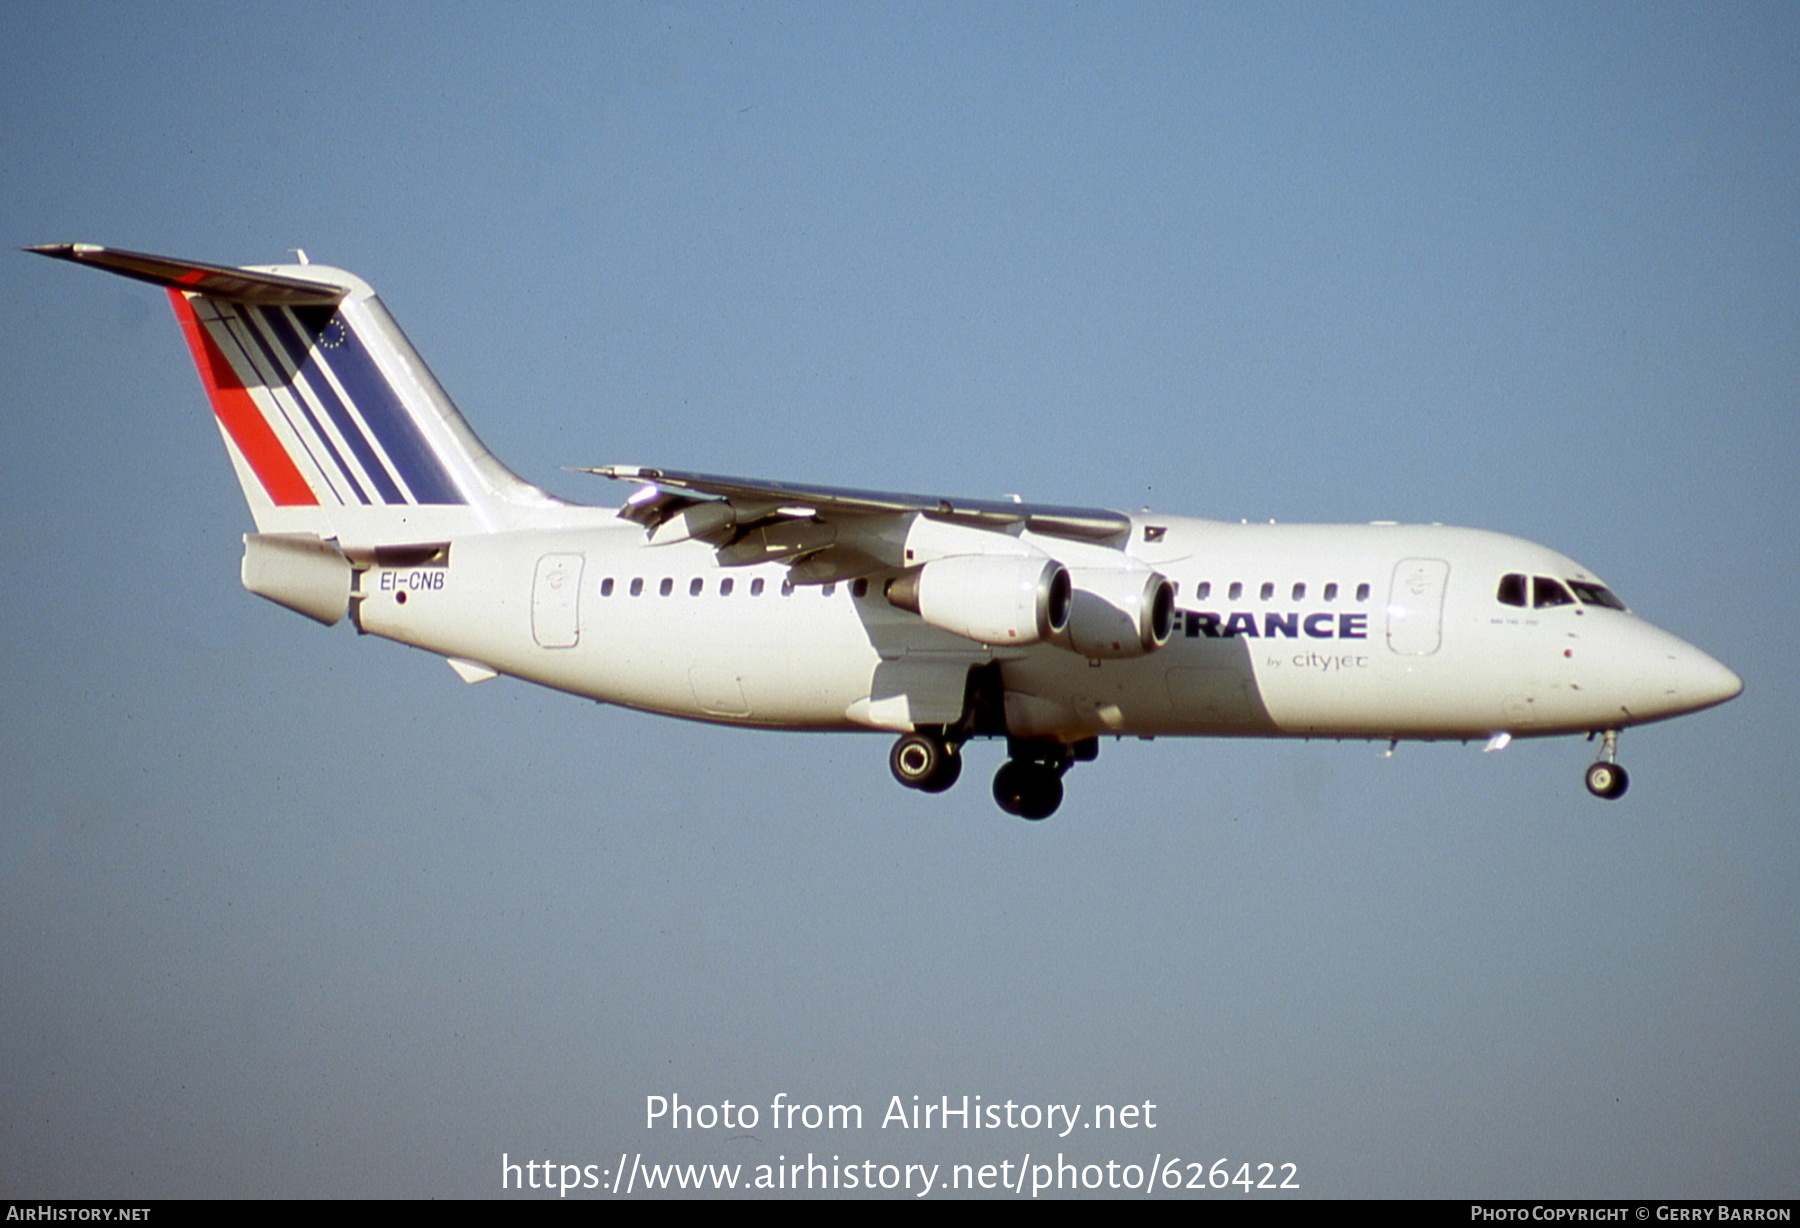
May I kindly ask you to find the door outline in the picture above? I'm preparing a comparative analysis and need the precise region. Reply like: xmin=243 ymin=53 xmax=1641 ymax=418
xmin=532 ymin=553 xmax=585 ymax=648
xmin=1386 ymin=558 xmax=1449 ymax=656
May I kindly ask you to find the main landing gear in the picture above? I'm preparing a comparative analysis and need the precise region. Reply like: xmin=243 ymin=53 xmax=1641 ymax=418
xmin=990 ymin=738 xmax=1095 ymax=820
xmin=992 ymin=757 xmax=1066 ymax=821
xmin=1584 ymin=730 xmax=1629 ymax=800
xmin=887 ymin=732 xmax=1097 ymax=820
xmin=889 ymin=731 xmax=963 ymax=793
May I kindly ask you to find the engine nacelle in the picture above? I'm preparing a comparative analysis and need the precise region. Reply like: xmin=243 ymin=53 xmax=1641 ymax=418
xmin=886 ymin=555 xmax=1072 ymax=646
xmin=1059 ymin=567 xmax=1176 ymax=658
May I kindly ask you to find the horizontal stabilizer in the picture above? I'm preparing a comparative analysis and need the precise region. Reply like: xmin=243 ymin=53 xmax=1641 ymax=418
xmin=27 ymin=243 xmax=345 ymax=305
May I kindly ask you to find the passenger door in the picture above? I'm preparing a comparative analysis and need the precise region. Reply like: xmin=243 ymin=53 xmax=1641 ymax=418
xmin=1386 ymin=558 xmax=1449 ymax=656
xmin=532 ymin=553 xmax=584 ymax=648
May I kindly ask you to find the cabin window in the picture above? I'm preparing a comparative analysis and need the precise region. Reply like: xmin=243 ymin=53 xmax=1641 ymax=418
xmin=600 ymin=577 xmax=615 ymax=597
xmin=1196 ymin=581 xmax=1212 ymax=600
xmin=822 ymin=582 xmax=837 ymax=596
xmin=852 ymin=578 xmax=869 ymax=598
xmin=629 ymin=578 xmax=644 ymax=597
xmin=689 ymin=577 xmax=703 ymax=596
xmin=720 ymin=577 xmax=734 ymax=596
xmin=781 ymin=579 xmax=796 ymax=596
xmin=659 ymin=577 xmax=674 ymax=597
xmin=1292 ymin=582 xmax=1306 ymax=601
xmin=1259 ymin=582 xmax=1275 ymax=601
xmin=1323 ymin=582 xmax=1338 ymax=602
xmin=1569 ymin=581 xmax=1626 ymax=611
xmin=1356 ymin=583 xmax=1371 ymax=602
xmin=1228 ymin=581 xmax=1243 ymax=601
xmin=1497 ymin=573 xmax=1527 ymax=607
xmin=751 ymin=578 xmax=765 ymax=596
xmin=1533 ymin=576 xmax=1575 ymax=608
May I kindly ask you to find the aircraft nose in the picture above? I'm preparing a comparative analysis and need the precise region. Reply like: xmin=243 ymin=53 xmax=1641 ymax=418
xmin=1614 ymin=623 xmax=1743 ymax=722
xmin=1676 ymin=647 xmax=1743 ymax=711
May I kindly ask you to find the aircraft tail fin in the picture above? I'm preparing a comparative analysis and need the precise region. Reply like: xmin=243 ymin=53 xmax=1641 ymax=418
xmin=30 ymin=243 xmax=564 ymax=546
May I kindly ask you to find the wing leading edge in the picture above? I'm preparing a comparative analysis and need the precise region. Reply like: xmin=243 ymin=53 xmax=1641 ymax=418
xmin=27 ymin=243 xmax=346 ymax=305
xmin=581 ymin=465 xmax=1131 ymax=545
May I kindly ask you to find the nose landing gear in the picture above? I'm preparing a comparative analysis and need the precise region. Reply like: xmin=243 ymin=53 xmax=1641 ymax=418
xmin=1585 ymin=730 xmax=1629 ymax=800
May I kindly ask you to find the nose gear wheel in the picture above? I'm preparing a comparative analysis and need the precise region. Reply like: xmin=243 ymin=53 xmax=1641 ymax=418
xmin=1585 ymin=730 xmax=1629 ymax=799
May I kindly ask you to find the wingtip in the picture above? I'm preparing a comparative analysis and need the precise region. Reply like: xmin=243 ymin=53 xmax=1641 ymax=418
xmin=578 ymin=465 xmax=659 ymax=481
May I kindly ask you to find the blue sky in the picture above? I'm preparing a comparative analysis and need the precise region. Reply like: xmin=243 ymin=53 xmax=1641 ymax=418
xmin=2 ymin=1 xmax=1795 ymax=1198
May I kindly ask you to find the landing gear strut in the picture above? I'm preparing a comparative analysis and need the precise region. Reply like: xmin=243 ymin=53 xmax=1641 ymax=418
xmin=889 ymin=731 xmax=962 ymax=793
xmin=1585 ymin=730 xmax=1629 ymax=800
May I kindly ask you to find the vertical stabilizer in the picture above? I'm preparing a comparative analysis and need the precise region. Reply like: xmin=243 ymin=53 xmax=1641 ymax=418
xmin=30 ymin=244 xmax=566 ymax=547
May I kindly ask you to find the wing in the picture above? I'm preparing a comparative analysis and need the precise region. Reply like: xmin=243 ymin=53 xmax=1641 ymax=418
xmin=578 ymin=465 xmax=1132 ymax=584
xmin=583 ymin=465 xmax=1129 ymax=541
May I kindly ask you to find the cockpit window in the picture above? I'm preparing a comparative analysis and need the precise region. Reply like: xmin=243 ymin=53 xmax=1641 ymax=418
xmin=1533 ymin=576 xmax=1575 ymax=608
xmin=1497 ymin=573 xmax=1527 ymax=607
xmin=1568 ymin=581 xmax=1627 ymax=611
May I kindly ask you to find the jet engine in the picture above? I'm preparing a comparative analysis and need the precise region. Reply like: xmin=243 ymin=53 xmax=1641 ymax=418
xmin=885 ymin=555 xmax=1072 ymax=646
xmin=1059 ymin=567 xmax=1176 ymax=658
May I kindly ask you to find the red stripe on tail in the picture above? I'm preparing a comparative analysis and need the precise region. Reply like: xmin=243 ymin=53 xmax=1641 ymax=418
xmin=167 ymin=290 xmax=317 ymax=506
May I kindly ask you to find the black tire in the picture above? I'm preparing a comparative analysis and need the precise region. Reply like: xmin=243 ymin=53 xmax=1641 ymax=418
xmin=1017 ymin=770 xmax=1062 ymax=820
xmin=1585 ymin=761 xmax=1630 ymax=800
xmin=890 ymin=733 xmax=958 ymax=792
xmin=992 ymin=760 xmax=1028 ymax=814
xmin=918 ymin=749 xmax=962 ymax=794
xmin=992 ymin=760 xmax=1063 ymax=820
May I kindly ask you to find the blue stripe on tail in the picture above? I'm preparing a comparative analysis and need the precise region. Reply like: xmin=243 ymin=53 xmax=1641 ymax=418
xmin=228 ymin=305 xmax=372 ymax=505
xmin=290 ymin=305 xmax=467 ymax=506
xmin=256 ymin=307 xmax=406 ymax=505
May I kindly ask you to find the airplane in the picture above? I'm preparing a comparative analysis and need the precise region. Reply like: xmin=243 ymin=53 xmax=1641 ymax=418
xmin=29 ymin=243 xmax=1744 ymax=820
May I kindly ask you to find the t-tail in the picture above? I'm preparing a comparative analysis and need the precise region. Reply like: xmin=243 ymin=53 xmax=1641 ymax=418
xmin=29 ymin=244 xmax=568 ymax=547
xmin=31 ymin=243 xmax=582 ymax=626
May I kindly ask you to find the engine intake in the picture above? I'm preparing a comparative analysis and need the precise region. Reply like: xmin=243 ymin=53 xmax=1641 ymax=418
xmin=1060 ymin=567 xmax=1175 ymax=658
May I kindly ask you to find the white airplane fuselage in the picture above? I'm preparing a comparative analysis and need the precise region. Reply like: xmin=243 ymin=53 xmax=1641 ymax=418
xmin=354 ymin=515 xmax=1738 ymax=744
